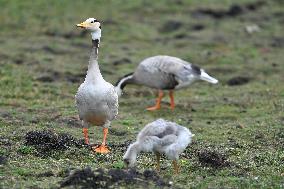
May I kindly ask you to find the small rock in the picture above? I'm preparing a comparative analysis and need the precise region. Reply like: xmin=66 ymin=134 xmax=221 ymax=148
xmin=245 ymin=24 xmax=260 ymax=34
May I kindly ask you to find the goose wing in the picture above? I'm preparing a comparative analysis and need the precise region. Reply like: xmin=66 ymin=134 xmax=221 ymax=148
xmin=135 ymin=56 xmax=197 ymax=89
xmin=138 ymin=119 xmax=177 ymax=139
xmin=104 ymin=83 xmax=119 ymax=121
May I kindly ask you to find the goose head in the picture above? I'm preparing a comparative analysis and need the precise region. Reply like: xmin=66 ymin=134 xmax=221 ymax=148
xmin=77 ymin=18 xmax=101 ymax=41
xmin=123 ymin=143 xmax=139 ymax=168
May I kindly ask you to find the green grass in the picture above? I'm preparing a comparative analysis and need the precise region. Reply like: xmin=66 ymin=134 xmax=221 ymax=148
xmin=0 ymin=0 xmax=284 ymax=188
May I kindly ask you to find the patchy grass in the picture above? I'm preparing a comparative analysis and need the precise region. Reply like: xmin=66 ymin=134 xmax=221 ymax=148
xmin=0 ymin=0 xmax=284 ymax=188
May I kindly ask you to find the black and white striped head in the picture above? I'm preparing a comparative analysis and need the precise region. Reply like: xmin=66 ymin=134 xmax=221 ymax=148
xmin=77 ymin=18 xmax=101 ymax=31
xmin=76 ymin=18 xmax=101 ymax=40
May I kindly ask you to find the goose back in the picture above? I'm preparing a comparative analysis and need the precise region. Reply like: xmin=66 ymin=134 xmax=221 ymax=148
xmin=132 ymin=55 xmax=201 ymax=90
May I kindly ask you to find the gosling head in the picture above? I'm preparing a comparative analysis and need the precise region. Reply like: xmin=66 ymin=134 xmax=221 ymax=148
xmin=123 ymin=156 xmax=136 ymax=168
xmin=123 ymin=143 xmax=139 ymax=168
xmin=76 ymin=18 xmax=101 ymax=41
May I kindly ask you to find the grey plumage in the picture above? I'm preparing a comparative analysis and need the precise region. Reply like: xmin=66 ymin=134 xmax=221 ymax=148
xmin=123 ymin=119 xmax=194 ymax=170
xmin=115 ymin=55 xmax=218 ymax=96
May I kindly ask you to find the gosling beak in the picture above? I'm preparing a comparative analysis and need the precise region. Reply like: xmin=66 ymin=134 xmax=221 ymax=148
xmin=76 ymin=22 xmax=88 ymax=28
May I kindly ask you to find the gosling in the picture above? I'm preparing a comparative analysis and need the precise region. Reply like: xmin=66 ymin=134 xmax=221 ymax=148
xmin=123 ymin=119 xmax=194 ymax=174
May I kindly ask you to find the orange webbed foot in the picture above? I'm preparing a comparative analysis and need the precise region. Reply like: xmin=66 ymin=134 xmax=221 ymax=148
xmin=146 ymin=106 xmax=161 ymax=111
xmin=92 ymin=145 xmax=110 ymax=154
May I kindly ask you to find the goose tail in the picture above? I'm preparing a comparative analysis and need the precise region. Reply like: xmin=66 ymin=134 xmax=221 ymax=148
xmin=114 ymin=73 xmax=134 ymax=97
xmin=175 ymin=127 xmax=193 ymax=150
xmin=200 ymin=70 xmax=218 ymax=84
xmin=165 ymin=127 xmax=193 ymax=158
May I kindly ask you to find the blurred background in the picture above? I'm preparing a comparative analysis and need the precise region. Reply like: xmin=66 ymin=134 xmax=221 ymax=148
xmin=0 ymin=0 xmax=283 ymax=188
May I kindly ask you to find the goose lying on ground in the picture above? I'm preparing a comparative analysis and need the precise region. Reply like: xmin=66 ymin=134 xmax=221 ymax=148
xmin=123 ymin=119 xmax=194 ymax=174
xmin=75 ymin=18 xmax=118 ymax=153
xmin=115 ymin=55 xmax=218 ymax=110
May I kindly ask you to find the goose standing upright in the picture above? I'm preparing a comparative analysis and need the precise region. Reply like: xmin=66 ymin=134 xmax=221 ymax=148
xmin=75 ymin=18 xmax=118 ymax=153
xmin=115 ymin=55 xmax=218 ymax=111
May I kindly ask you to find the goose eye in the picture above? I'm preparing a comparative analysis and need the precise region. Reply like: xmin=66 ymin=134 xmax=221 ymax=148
xmin=124 ymin=159 xmax=129 ymax=165
xmin=91 ymin=21 xmax=94 ymax=23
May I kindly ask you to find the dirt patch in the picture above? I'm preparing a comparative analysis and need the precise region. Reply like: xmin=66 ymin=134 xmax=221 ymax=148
xmin=0 ymin=155 xmax=8 ymax=165
xmin=198 ymin=149 xmax=230 ymax=168
xmin=35 ymin=69 xmax=85 ymax=83
xmin=174 ymin=33 xmax=187 ymax=39
xmin=0 ymin=53 xmax=9 ymax=61
xmin=36 ymin=171 xmax=55 ymax=177
xmin=25 ymin=130 xmax=85 ymax=156
xmin=159 ymin=20 xmax=183 ymax=33
xmin=57 ymin=116 xmax=82 ymax=128
xmin=193 ymin=1 xmax=266 ymax=19
xmin=271 ymin=37 xmax=284 ymax=48
xmin=59 ymin=167 xmax=171 ymax=189
xmin=208 ymin=67 xmax=235 ymax=74
xmin=41 ymin=45 xmax=71 ymax=55
xmin=276 ymin=128 xmax=284 ymax=139
xmin=109 ymin=128 xmax=128 ymax=136
xmin=123 ymin=89 xmax=154 ymax=98
xmin=113 ymin=58 xmax=132 ymax=66
xmin=64 ymin=71 xmax=85 ymax=83
xmin=227 ymin=76 xmax=251 ymax=86
xmin=109 ymin=140 xmax=133 ymax=153
xmin=191 ymin=24 xmax=205 ymax=31
xmin=0 ymin=136 xmax=12 ymax=146
xmin=35 ymin=70 xmax=61 ymax=82
xmin=44 ymin=30 xmax=87 ymax=39
xmin=0 ymin=109 xmax=12 ymax=120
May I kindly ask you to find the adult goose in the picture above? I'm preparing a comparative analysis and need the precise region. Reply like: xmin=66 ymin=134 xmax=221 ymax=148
xmin=115 ymin=55 xmax=218 ymax=110
xmin=123 ymin=119 xmax=194 ymax=174
xmin=75 ymin=18 xmax=118 ymax=153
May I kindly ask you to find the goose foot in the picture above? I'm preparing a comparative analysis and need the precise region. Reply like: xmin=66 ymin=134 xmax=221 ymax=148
xmin=92 ymin=145 xmax=110 ymax=154
xmin=92 ymin=128 xmax=110 ymax=153
xmin=146 ymin=106 xmax=161 ymax=111
xmin=146 ymin=90 xmax=163 ymax=111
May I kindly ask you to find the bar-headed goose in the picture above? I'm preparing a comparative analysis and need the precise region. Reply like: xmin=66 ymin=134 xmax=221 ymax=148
xmin=123 ymin=119 xmax=194 ymax=174
xmin=115 ymin=55 xmax=218 ymax=110
xmin=75 ymin=18 xmax=118 ymax=153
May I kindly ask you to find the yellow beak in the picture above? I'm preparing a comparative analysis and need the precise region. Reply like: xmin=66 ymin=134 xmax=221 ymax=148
xmin=76 ymin=22 xmax=89 ymax=28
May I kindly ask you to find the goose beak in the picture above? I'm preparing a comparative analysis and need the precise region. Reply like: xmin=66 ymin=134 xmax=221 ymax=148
xmin=76 ymin=22 xmax=88 ymax=28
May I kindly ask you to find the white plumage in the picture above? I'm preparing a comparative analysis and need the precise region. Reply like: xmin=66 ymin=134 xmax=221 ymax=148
xmin=123 ymin=119 xmax=194 ymax=174
xmin=75 ymin=18 xmax=118 ymax=153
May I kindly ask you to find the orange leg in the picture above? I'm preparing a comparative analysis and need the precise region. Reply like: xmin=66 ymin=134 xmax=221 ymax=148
xmin=82 ymin=128 xmax=89 ymax=145
xmin=169 ymin=90 xmax=175 ymax=110
xmin=93 ymin=128 xmax=110 ymax=154
xmin=147 ymin=90 xmax=164 ymax=111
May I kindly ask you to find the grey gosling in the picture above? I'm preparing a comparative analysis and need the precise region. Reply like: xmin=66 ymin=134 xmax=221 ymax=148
xmin=123 ymin=119 xmax=194 ymax=174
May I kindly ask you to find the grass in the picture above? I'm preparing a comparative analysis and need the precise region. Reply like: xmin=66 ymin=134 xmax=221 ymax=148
xmin=0 ymin=0 xmax=284 ymax=188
